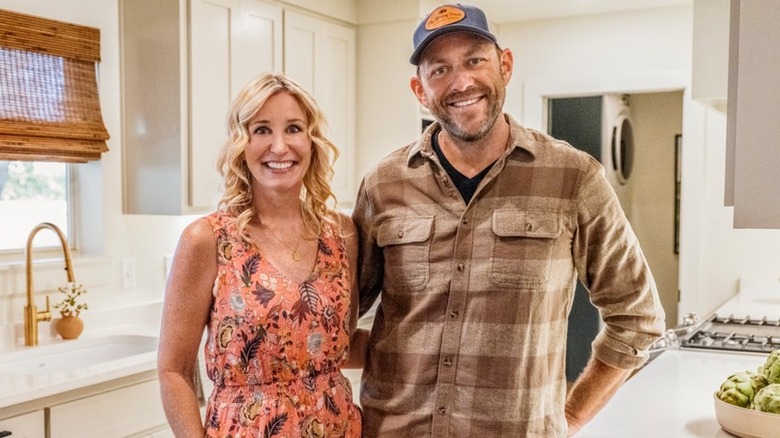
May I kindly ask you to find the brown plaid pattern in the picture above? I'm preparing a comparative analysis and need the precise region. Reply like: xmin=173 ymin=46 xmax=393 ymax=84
xmin=352 ymin=115 xmax=665 ymax=437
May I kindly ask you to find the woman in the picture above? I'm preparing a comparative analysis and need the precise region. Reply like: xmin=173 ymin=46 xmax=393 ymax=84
xmin=158 ymin=73 xmax=366 ymax=437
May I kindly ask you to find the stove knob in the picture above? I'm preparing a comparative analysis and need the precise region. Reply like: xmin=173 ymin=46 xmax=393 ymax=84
xmin=682 ymin=313 xmax=700 ymax=326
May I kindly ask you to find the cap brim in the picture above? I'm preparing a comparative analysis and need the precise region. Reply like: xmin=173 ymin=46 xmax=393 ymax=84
xmin=410 ymin=26 xmax=497 ymax=65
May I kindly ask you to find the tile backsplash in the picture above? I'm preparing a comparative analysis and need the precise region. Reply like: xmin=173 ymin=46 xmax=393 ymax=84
xmin=0 ymin=255 xmax=162 ymax=349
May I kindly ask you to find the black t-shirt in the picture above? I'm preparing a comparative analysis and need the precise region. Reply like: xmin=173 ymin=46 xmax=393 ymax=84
xmin=431 ymin=129 xmax=496 ymax=204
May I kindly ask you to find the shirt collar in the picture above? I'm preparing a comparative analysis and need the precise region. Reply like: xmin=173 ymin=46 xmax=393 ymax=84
xmin=406 ymin=113 xmax=541 ymax=166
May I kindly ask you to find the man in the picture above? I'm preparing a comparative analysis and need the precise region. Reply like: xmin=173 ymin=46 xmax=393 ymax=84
xmin=352 ymin=3 xmax=665 ymax=437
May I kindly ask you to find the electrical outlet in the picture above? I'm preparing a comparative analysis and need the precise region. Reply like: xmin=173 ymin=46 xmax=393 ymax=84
xmin=122 ymin=258 xmax=136 ymax=290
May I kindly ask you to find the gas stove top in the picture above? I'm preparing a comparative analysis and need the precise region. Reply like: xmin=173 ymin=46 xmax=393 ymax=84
xmin=679 ymin=313 xmax=780 ymax=354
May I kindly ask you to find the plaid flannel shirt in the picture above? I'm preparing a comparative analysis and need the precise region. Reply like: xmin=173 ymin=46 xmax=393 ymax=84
xmin=352 ymin=115 xmax=665 ymax=438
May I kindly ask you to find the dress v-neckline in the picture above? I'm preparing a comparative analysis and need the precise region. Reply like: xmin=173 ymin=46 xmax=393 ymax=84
xmin=251 ymin=234 xmax=322 ymax=287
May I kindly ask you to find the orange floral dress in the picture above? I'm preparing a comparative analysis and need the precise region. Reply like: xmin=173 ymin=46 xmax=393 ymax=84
xmin=203 ymin=211 xmax=361 ymax=437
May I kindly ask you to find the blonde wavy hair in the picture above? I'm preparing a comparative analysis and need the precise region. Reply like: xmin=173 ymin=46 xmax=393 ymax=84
xmin=216 ymin=73 xmax=340 ymax=242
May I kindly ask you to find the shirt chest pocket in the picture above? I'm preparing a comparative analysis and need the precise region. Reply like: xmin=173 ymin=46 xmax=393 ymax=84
xmin=376 ymin=216 xmax=434 ymax=291
xmin=490 ymin=209 xmax=562 ymax=288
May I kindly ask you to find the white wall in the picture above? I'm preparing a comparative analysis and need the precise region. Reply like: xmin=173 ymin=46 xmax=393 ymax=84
xmin=683 ymin=107 xmax=780 ymax=315
xmin=355 ymin=1 xmax=424 ymax=178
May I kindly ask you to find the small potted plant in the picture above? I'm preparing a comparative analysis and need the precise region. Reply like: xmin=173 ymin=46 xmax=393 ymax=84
xmin=54 ymin=282 xmax=88 ymax=339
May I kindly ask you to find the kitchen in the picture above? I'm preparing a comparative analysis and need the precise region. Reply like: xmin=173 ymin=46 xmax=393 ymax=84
xmin=2 ymin=0 xmax=780 ymax=436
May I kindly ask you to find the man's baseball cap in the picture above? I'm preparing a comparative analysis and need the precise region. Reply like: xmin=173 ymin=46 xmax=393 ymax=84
xmin=410 ymin=3 xmax=497 ymax=65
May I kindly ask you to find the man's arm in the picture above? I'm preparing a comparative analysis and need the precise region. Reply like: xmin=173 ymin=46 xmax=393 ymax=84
xmin=564 ymin=356 xmax=632 ymax=436
xmin=351 ymin=176 xmax=384 ymax=317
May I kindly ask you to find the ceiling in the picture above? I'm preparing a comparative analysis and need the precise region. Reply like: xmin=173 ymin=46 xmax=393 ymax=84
xmin=421 ymin=0 xmax=693 ymax=23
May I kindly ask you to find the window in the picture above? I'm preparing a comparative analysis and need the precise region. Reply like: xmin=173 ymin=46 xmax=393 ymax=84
xmin=0 ymin=160 xmax=69 ymax=251
xmin=0 ymin=9 xmax=108 ymax=253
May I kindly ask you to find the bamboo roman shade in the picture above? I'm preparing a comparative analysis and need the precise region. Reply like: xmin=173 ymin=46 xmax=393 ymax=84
xmin=0 ymin=9 xmax=109 ymax=163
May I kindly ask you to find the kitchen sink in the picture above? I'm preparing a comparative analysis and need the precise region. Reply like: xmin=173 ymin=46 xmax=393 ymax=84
xmin=0 ymin=334 xmax=158 ymax=375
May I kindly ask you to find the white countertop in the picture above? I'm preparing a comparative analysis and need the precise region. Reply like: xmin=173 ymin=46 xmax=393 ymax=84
xmin=578 ymin=349 xmax=768 ymax=438
xmin=580 ymin=286 xmax=780 ymax=438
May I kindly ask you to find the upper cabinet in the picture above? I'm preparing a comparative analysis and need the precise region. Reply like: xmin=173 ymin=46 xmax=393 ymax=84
xmin=284 ymin=10 xmax=356 ymax=207
xmin=189 ymin=0 xmax=283 ymax=209
xmin=725 ymin=0 xmax=780 ymax=228
xmin=121 ymin=0 xmax=282 ymax=214
xmin=691 ymin=0 xmax=729 ymax=113
xmin=121 ymin=0 xmax=356 ymax=214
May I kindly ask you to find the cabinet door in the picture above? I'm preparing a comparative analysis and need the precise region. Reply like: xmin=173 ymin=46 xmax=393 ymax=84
xmin=121 ymin=0 xmax=282 ymax=214
xmin=284 ymin=11 xmax=356 ymax=207
xmin=189 ymin=0 xmax=283 ymax=209
xmin=691 ymin=0 xmax=729 ymax=112
xmin=234 ymin=0 xmax=283 ymax=93
xmin=189 ymin=0 xmax=240 ymax=209
xmin=49 ymin=379 xmax=167 ymax=438
xmin=0 ymin=410 xmax=45 ymax=438
xmin=727 ymin=0 xmax=780 ymax=228
xmin=121 ymin=0 xmax=189 ymax=215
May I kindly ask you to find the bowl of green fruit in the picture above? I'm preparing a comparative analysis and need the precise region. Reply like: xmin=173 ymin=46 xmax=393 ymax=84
xmin=714 ymin=350 xmax=780 ymax=438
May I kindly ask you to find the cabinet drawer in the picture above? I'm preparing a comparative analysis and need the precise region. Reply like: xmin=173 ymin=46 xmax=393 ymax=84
xmin=49 ymin=379 xmax=167 ymax=438
xmin=0 ymin=410 xmax=45 ymax=438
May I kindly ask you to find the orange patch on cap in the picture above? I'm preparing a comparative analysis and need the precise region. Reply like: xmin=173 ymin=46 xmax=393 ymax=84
xmin=425 ymin=5 xmax=466 ymax=31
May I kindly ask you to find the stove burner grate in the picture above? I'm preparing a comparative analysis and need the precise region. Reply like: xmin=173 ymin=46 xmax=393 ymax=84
xmin=679 ymin=314 xmax=780 ymax=353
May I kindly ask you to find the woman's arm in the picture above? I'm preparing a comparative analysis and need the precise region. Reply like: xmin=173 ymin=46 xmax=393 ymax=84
xmin=157 ymin=218 xmax=217 ymax=436
xmin=340 ymin=213 xmax=369 ymax=369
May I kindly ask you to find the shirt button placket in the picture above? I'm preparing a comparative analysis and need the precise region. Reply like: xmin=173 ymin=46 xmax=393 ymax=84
xmin=434 ymin=210 xmax=470 ymax=436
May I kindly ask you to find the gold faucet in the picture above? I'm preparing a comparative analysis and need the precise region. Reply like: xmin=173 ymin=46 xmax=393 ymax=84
xmin=24 ymin=222 xmax=75 ymax=346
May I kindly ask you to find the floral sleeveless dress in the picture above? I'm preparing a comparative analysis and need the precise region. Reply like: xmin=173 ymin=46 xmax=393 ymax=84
xmin=203 ymin=211 xmax=361 ymax=437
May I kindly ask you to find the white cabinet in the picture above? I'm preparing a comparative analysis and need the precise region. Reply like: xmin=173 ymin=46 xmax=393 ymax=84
xmin=121 ymin=0 xmax=356 ymax=212
xmin=725 ymin=0 xmax=780 ymax=228
xmin=0 ymin=410 xmax=45 ymax=438
xmin=49 ymin=379 xmax=167 ymax=438
xmin=284 ymin=10 xmax=356 ymax=207
xmin=121 ymin=0 xmax=282 ymax=214
xmin=189 ymin=0 xmax=283 ymax=208
xmin=691 ymin=0 xmax=729 ymax=113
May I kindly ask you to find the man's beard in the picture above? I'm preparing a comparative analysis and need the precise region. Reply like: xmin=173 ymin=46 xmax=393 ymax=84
xmin=429 ymin=86 xmax=505 ymax=142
